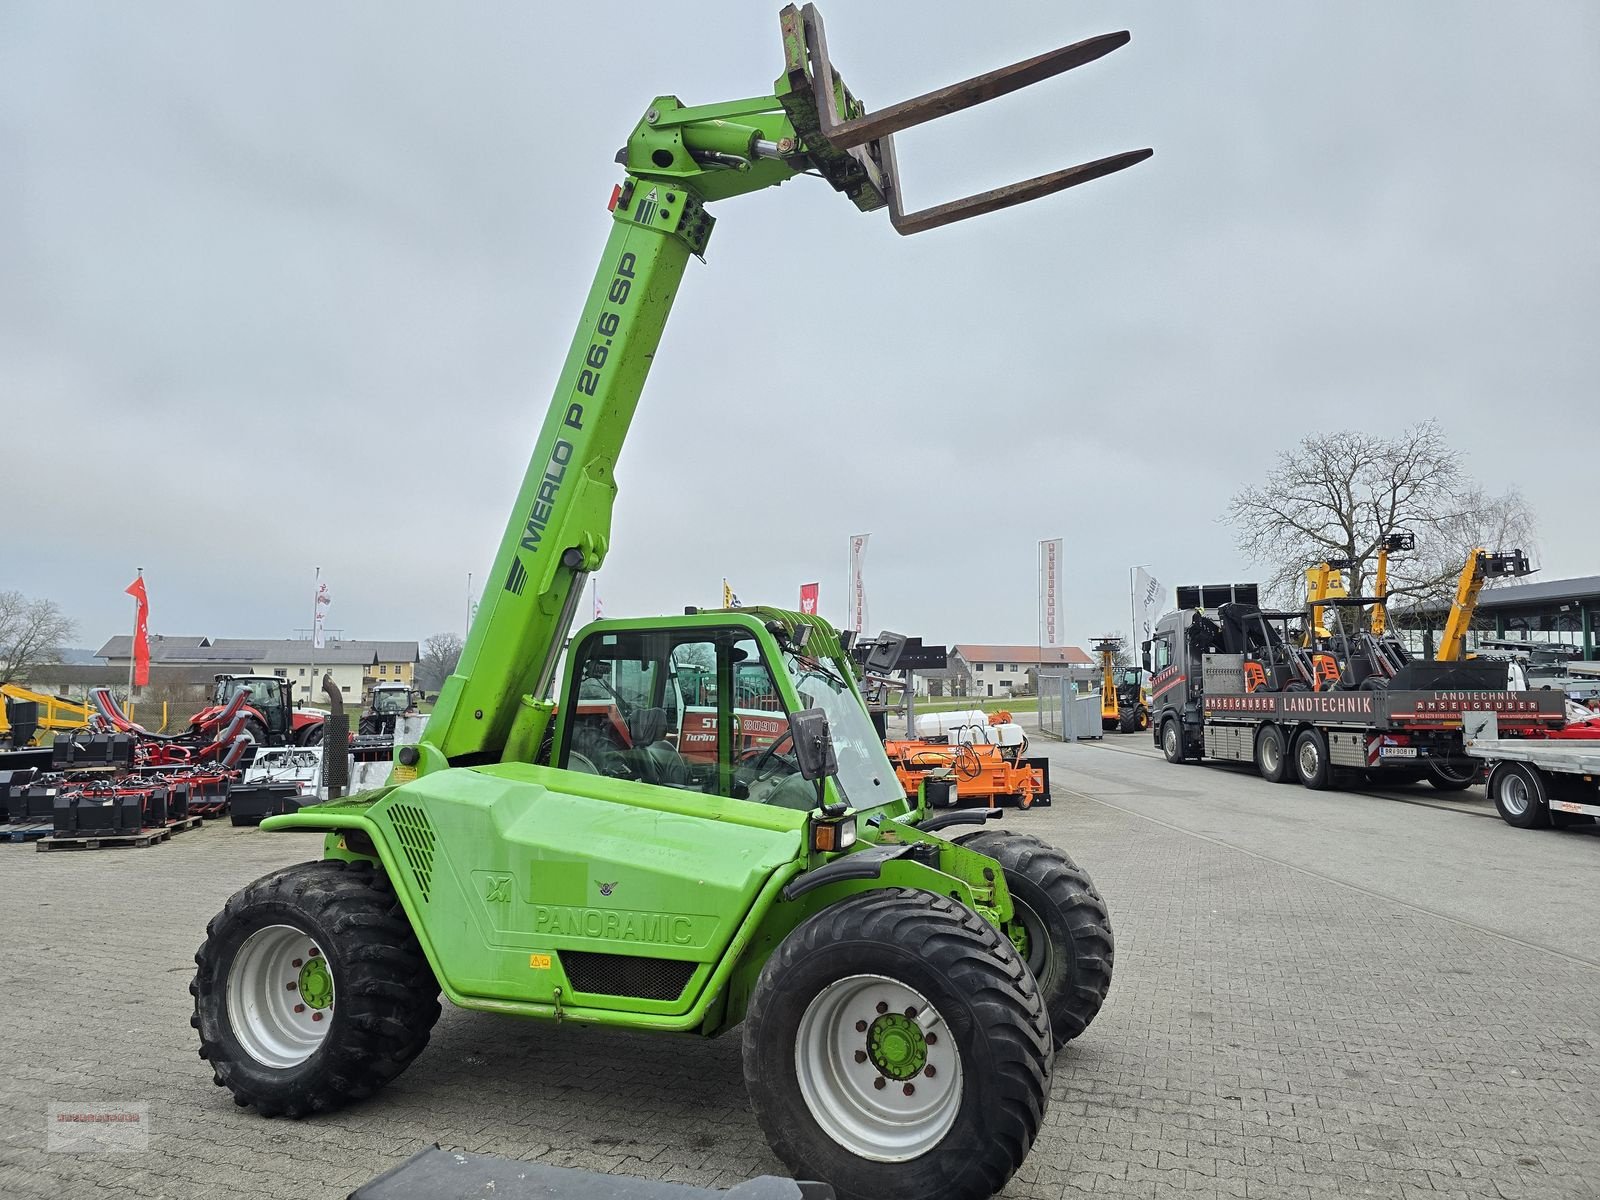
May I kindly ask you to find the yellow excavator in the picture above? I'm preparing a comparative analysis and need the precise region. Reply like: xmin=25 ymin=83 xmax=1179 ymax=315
xmin=0 ymin=683 xmax=92 ymax=746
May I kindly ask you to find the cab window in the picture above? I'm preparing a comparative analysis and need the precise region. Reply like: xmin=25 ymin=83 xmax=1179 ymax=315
xmin=1151 ymin=635 xmax=1173 ymax=674
xmin=559 ymin=629 xmax=811 ymax=809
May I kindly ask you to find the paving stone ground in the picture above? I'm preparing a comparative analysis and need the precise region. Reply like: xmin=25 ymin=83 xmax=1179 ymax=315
xmin=1 ymin=736 xmax=1596 ymax=1199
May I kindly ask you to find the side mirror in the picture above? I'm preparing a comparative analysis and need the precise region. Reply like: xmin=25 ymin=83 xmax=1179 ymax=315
xmin=1141 ymin=641 xmax=1152 ymax=673
xmin=865 ymin=631 xmax=908 ymax=674
xmin=789 ymin=707 xmax=838 ymax=782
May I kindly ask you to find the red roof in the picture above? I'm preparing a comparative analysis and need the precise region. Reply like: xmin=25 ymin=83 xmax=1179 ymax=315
xmin=953 ymin=644 xmax=1093 ymax=667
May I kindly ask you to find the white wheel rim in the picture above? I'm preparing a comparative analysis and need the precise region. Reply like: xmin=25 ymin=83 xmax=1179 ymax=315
xmin=1500 ymin=773 xmax=1530 ymax=816
xmin=226 ymin=924 xmax=335 ymax=1068
xmin=1262 ymin=736 xmax=1280 ymax=773
xmin=795 ymin=974 xmax=964 ymax=1163
xmin=1164 ymin=726 xmax=1178 ymax=756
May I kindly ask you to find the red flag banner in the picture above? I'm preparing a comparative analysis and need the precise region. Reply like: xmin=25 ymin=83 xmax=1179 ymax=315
xmin=799 ymin=583 xmax=819 ymax=615
xmin=125 ymin=576 xmax=151 ymax=687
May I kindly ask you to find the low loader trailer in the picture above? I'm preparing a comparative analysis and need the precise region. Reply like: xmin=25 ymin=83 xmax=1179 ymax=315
xmin=1464 ymin=711 xmax=1600 ymax=830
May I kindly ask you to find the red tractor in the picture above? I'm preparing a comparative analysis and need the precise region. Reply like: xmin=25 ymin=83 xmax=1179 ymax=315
xmin=188 ymin=675 xmax=325 ymax=747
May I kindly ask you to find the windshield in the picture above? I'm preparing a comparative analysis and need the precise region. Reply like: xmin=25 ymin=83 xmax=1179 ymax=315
xmin=782 ymin=650 xmax=905 ymax=812
xmin=373 ymin=689 xmax=410 ymax=714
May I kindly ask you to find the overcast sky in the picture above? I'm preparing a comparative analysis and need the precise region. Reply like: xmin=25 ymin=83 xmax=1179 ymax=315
xmin=4 ymin=1 xmax=1597 ymax=656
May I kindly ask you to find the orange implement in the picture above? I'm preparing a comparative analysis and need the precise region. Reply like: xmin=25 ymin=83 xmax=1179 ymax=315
xmin=884 ymin=738 xmax=1048 ymax=808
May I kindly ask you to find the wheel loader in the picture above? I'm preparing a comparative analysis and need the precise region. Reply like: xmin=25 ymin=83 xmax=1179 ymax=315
xmin=191 ymin=9 xmax=1148 ymax=1198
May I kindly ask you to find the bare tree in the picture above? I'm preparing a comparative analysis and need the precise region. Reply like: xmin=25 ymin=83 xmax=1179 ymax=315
xmin=1225 ymin=421 xmax=1536 ymax=621
xmin=415 ymin=633 xmax=464 ymax=694
xmin=0 ymin=591 xmax=77 ymax=685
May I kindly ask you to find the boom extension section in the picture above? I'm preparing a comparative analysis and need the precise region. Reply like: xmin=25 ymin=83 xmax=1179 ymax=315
xmin=418 ymin=6 xmax=1150 ymax=773
xmin=1437 ymin=548 xmax=1534 ymax=663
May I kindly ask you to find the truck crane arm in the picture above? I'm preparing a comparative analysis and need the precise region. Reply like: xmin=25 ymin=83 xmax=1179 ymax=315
xmin=414 ymin=5 xmax=1151 ymax=775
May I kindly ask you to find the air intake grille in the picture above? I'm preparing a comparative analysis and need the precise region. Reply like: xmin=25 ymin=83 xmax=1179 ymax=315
xmin=388 ymin=803 xmax=436 ymax=902
xmin=561 ymin=951 xmax=696 ymax=1001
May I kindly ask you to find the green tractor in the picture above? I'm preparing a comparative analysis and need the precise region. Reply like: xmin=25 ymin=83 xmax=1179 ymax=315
xmin=190 ymin=9 xmax=1147 ymax=1198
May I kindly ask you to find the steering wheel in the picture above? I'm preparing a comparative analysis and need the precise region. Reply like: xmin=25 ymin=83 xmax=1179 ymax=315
xmin=748 ymin=732 xmax=798 ymax=778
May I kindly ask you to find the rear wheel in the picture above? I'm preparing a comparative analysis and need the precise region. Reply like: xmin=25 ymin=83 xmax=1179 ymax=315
xmin=296 ymin=724 xmax=324 ymax=746
xmin=192 ymin=860 xmax=440 ymax=1117
xmin=743 ymin=889 xmax=1051 ymax=1200
xmin=1254 ymin=725 xmax=1290 ymax=784
xmin=1293 ymin=728 xmax=1331 ymax=790
xmin=955 ymin=831 xmax=1114 ymax=1046
xmin=1490 ymin=763 xmax=1548 ymax=828
xmin=240 ymin=717 xmax=268 ymax=747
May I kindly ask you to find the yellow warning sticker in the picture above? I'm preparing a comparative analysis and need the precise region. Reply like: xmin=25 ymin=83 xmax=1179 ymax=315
xmin=392 ymin=764 xmax=418 ymax=783
xmin=528 ymin=954 xmax=552 ymax=970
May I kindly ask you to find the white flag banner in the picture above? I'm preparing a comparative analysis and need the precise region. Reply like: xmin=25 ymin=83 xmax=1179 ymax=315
xmin=1038 ymin=539 xmax=1063 ymax=648
xmin=848 ymin=534 xmax=870 ymax=634
xmin=313 ymin=582 xmax=331 ymax=650
xmin=1134 ymin=567 xmax=1164 ymax=645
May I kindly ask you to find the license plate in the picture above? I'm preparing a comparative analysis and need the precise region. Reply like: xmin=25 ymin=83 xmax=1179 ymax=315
xmin=1379 ymin=746 xmax=1417 ymax=758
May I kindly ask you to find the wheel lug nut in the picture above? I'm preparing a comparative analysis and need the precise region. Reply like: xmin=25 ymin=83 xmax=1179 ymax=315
xmin=873 ymin=1077 xmax=886 ymax=1090
xmin=291 ymin=959 xmax=303 ymax=968
xmin=286 ymin=982 xmax=297 ymax=991
xmin=903 ymin=1083 xmax=915 ymax=1096
xmin=854 ymin=1050 xmax=867 ymax=1063
xmin=855 ymin=1020 xmax=867 ymax=1033
xmin=925 ymin=1065 xmax=937 ymax=1077
xmin=926 ymin=1033 xmax=937 ymax=1045
xmin=293 ymin=1004 xmax=305 ymax=1014
xmin=904 ymin=1006 xmax=917 ymax=1018
xmin=311 ymin=1012 xmax=323 ymax=1022
xmin=875 ymin=1002 xmax=888 ymax=1014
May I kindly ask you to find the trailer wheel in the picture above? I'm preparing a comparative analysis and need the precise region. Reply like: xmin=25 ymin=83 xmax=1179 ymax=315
xmin=1426 ymin=761 xmax=1476 ymax=791
xmin=1490 ymin=763 xmax=1549 ymax=828
xmin=1161 ymin=719 xmax=1186 ymax=764
xmin=954 ymin=831 xmax=1114 ymax=1045
xmin=1254 ymin=725 xmax=1291 ymax=784
xmin=192 ymin=860 xmax=440 ymax=1117
xmin=1293 ymin=728 xmax=1331 ymax=790
xmin=743 ymin=889 xmax=1050 ymax=1200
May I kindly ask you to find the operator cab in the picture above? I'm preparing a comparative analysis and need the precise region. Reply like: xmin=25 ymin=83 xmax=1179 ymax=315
xmin=215 ymin=674 xmax=292 ymax=740
xmin=558 ymin=618 xmax=903 ymax=813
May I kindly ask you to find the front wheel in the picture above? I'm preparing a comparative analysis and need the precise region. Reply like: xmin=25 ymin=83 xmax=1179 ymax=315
xmin=1490 ymin=763 xmax=1548 ymax=828
xmin=1161 ymin=718 xmax=1186 ymax=764
xmin=955 ymin=830 xmax=1114 ymax=1045
xmin=743 ymin=889 xmax=1051 ymax=1200
xmin=191 ymin=860 xmax=440 ymax=1118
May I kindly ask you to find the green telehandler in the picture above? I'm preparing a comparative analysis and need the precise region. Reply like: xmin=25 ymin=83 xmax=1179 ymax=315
xmin=191 ymin=9 xmax=1148 ymax=1198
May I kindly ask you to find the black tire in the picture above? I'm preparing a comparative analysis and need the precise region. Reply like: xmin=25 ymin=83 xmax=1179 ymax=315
xmin=1254 ymin=725 xmax=1291 ymax=784
xmin=297 ymin=723 xmax=324 ymax=746
xmin=240 ymin=717 xmax=269 ymax=747
xmin=1490 ymin=763 xmax=1549 ymax=828
xmin=953 ymin=831 xmax=1113 ymax=1046
xmin=743 ymin=889 xmax=1051 ymax=1200
xmin=192 ymin=860 xmax=440 ymax=1117
xmin=1292 ymin=727 xmax=1331 ymax=790
xmin=1426 ymin=761 xmax=1477 ymax=791
xmin=1160 ymin=718 xmax=1186 ymax=764
xmin=1358 ymin=676 xmax=1390 ymax=691
xmin=1283 ymin=679 xmax=1312 ymax=693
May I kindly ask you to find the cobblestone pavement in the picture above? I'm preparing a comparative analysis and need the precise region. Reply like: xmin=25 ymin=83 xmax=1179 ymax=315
xmin=1 ymin=739 xmax=1596 ymax=1199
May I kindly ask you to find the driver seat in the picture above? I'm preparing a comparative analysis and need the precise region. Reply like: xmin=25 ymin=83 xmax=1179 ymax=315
xmin=627 ymin=708 xmax=688 ymax=788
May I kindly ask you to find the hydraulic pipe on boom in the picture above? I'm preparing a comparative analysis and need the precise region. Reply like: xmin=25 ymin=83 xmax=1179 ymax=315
xmin=413 ymin=4 xmax=1151 ymax=778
